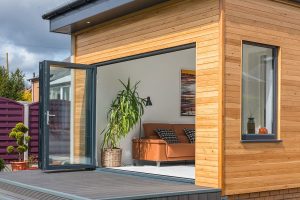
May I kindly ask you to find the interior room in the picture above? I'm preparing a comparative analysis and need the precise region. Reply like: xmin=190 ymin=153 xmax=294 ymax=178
xmin=96 ymin=47 xmax=196 ymax=179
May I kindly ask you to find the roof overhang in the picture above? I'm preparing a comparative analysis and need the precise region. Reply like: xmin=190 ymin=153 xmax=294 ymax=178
xmin=43 ymin=0 xmax=168 ymax=34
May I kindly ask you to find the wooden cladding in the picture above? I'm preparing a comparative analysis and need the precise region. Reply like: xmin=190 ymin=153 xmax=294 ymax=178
xmin=74 ymin=0 xmax=222 ymax=188
xmin=223 ymin=0 xmax=300 ymax=195
xmin=73 ymin=0 xmax=300 ymax=195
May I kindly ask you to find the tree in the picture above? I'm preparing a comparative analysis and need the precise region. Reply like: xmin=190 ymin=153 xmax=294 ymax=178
xmin=0 ymin=66 xmax=10 ymax=98
xmin=22 ymin=90 xmax=32 ymax=101
xmin=0 ymin=66 xmax=27 ymax=101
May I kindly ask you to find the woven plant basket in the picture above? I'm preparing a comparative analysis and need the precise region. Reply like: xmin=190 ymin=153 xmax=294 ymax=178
xmin=101 ymin=148 xmax=122 ymax=167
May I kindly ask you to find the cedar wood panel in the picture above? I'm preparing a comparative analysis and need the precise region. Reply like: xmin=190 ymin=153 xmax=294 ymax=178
xmin=223 ymin=0 xmax=300 ymax=195
xmin=72 ymin=0 xmax=300 ymax=195
xmin=74 ymin=0 xmax=222 ymax=188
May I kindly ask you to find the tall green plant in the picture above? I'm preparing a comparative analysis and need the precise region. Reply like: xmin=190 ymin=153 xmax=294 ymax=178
xmin=6 ymin=123 xmax=31 ymax=162
xmin=101 ymin=79 xmax=146 ymax=149
xmin=0 ymin=67 xmax=26 ymax=101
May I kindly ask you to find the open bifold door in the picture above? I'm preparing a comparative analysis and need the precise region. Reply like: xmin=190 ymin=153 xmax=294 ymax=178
xmin=39 ymin=61 xmax=96 ymax=171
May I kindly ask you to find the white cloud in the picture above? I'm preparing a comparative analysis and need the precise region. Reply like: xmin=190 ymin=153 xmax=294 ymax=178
xmin=0 ymin=0 xmax=71 ymax=80
xmin=0 ymin=41 xmax=69 ymax=80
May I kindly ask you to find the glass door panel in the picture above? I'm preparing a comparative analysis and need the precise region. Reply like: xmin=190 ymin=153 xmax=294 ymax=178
xmin=39 ymin=61 xmax=96 ymax=170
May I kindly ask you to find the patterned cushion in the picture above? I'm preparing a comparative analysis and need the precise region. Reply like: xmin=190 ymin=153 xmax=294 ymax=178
xmin=184 ymin=128 xmax=195 ymax=143
xmin=155 ymin=129 xmax=179 ymax=144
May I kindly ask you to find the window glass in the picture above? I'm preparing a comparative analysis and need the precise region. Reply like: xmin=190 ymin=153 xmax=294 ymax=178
xmin=62 ymin=86 xmax=70 ymax=100
xmin=50 ymin=87 xmax=61 ymax=100
xmin=242 ymin=43 xmax=276 ymax=136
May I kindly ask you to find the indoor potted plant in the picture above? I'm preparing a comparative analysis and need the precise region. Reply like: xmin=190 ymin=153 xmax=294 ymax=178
xmin=6 ymin=122 xmax=31 ymax=171
xmin=101 ymin=79 xmax=146 ymax=167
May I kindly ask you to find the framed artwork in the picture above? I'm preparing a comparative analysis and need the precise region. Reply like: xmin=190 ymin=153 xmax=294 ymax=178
xmin=181 ymin=69 xmax=195 ymax=116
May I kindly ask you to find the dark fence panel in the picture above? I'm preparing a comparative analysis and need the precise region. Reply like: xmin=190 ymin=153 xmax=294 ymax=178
xmin=28 ymin=102 xmax=39 ymax=158
xmin=49 ymin=100 xmax=70 ymax=163
xmin=0 ymin=97 xmax=24 ymax=162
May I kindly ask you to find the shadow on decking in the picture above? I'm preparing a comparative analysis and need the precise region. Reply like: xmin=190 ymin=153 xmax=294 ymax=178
xmin=0 ymin=170 xmax=221 ymax=200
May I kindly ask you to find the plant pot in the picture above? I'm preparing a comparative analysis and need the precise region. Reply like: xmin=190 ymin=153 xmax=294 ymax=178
xmin=247 ymin=117 xmax=255 ymax=134
xmin=11 ymin=161 xmax=27 ymax=171
xmin=27 ymin=166 xmax=39 ymax=170
xmin=101 ymin=148 xmax=122 ymax=167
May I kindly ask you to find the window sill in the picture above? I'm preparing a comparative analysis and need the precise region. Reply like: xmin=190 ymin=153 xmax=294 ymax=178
xmin=241 ymin=134 xmax=281 ymax=143
xmin=241 ymin=139 xmax=282 ymax=143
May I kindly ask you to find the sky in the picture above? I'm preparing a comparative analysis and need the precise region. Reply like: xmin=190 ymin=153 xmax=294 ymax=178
xmin=0 ymin=0 xmax=72 ymax=80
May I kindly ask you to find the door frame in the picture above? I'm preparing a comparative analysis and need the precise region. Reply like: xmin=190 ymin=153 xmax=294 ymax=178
xmin=39 ymin=60 xmax=97 ymax=170
xmin=39 ymin=43 xmax=196 ymax=171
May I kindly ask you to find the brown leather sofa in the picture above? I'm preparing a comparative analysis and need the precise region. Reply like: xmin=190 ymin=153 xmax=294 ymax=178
xmin=132 ymin=123 xmax=195 ymax=166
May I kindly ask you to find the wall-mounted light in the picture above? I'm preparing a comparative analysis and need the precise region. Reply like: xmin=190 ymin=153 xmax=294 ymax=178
xmin=145 ymin=96 xmax=152 ymax=106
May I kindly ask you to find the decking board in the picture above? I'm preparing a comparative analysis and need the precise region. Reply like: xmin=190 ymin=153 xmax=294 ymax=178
xmin=0 ymin=170 xmax=220 ymax=200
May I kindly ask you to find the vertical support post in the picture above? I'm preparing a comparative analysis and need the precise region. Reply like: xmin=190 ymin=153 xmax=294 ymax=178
xmin=70 ymin=35 xmax=76 ymax=164
xmin=23 ymin=102 xmax=29 ymax=161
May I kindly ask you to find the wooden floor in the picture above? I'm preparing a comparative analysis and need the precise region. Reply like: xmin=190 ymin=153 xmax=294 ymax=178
xmin=0 ymin=170 xmax=221 ymax=200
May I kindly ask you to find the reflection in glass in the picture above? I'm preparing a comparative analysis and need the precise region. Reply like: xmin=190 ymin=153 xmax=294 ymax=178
xmin=48 ymin=66 xmax=91 ymax=166
xmin=242 ymin=44 xmax=275 ymax=135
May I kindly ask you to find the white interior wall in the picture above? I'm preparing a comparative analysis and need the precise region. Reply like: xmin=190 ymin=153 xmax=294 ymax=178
xmin=96 ymin=48 xmax=196 ymax=165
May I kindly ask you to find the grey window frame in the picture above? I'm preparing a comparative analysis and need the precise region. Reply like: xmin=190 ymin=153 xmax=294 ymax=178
xmin=241 ymin=41 xmax=280 ymax=143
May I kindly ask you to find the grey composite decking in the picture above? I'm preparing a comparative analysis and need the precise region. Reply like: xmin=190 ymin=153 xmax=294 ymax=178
xmin=0 ymin=170 xmax=221 ymax=200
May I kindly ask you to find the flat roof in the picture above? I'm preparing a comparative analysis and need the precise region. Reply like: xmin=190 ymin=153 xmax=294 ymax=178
xmin=42 ymin=0 xmax=300 ymax=34
xmin=42 ymin=0 xmax=95 ymax=20
xmin=42 ymin=0 xmax=168 ymax=34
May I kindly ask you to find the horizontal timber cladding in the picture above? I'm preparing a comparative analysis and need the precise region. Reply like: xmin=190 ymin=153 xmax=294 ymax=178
xmin=223 ymin=0 xmax=300 ymax=196
xmin=74 ymin=0 xmax=222 ymax=188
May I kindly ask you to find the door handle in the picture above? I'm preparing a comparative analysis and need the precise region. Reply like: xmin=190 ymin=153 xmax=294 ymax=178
xmin=46 ymin=111 xmax=56 ymax=125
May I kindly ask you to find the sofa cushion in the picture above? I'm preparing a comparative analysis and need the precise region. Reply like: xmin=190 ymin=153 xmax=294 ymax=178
xmin=143 ymin=123 xmax=173 ymax=138
xmin=172 ymin=124 xmax=194 ymax=143
xmin=184 ymin=128 xmax=195 ymax=143
xmin=155 ymin=129 xmax=179 ymax=144
xmin=166 ymin=143 xmax=195 ymax=158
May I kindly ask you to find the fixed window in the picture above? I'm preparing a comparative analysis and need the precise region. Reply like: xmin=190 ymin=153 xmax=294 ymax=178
xmin=241 ymin=41 xmax=278 ymax=141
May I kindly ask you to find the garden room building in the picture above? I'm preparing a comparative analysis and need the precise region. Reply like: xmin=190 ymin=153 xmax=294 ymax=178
xmin=39 ymin=0 xmax=300 ymax=199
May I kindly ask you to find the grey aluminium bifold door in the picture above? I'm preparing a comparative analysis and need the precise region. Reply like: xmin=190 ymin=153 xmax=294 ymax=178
xmin=39 ymin=60 xmax=96 ymax=170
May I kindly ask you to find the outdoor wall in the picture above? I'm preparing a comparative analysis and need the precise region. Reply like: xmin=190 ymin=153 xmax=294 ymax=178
xmin=72 ymin=70 xmax=87 ymax=163
xmin=74 ymin=0 xmax=222 ymax=188
xmin=96 ymin=48 xmax=196 ymax=165
xmin=32 ymin=81 xmax=39 ymax=102
xmin=223 ymin=0 xmax=300 ymax=195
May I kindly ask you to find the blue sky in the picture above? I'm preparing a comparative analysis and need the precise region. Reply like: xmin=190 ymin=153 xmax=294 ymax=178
xmin=0 ymin=0 xmax=72 ymax=80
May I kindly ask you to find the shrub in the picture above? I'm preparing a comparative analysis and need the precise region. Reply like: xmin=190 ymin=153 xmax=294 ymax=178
xmin=0 ymin=158 xmax=5 ymax=171
xmin=6 ymin=123 xmax=31 ymax=162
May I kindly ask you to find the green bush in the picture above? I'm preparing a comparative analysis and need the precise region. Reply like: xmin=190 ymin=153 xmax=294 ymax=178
xmin=0 ymin=158 xmax=5 ymax=171
xmin=6 ymin=146 xmax=14 ymax=154
xmin=6 ymin=123 xmax=31 ymax=162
